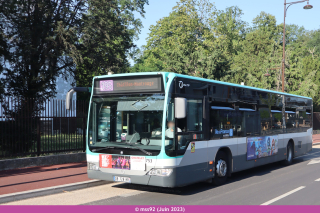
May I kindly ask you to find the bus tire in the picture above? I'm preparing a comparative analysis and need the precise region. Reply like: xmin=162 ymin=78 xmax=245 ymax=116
xmin=212 ymin=151 xmax=228 ymax=186
xmin=283 ymin=142 xmax=294 ymax=165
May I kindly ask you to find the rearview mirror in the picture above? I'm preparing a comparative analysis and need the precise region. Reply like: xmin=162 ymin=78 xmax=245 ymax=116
xmin=175 ymin=97 xmax=187 ymax=119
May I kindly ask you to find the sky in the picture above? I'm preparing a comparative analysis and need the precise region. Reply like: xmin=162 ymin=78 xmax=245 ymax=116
xmin=132 ymin=0 xmax=320 ymax=58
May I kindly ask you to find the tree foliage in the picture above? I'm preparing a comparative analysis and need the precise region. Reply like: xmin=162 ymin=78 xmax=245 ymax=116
xmin=132 ymin=0 xmax=320 ymax=109
xmin=72 ymin=0 xmax=148 ymax=89
xmin=1 ymin=0 xmax=84 ymax=106
xmin=0 ymin=0 xmax=148 ymax=153
xmin=132 ymin=0 xmax=230 ymax=79
xmin=1 ymin=0 xmax=320 ymax=110
xmin=0 ymin=0 xmax=148 ymax=103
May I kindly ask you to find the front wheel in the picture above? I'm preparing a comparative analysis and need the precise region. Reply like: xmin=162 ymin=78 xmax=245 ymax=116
xmin=283 ymin=143 xmax=293 ymax=165
xmin=212 ymin=151 xmax=228 ymax=186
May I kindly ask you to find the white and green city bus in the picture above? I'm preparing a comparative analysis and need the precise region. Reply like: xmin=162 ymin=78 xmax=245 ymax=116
xmin=66 ymin=72 xmax=313 ymax=187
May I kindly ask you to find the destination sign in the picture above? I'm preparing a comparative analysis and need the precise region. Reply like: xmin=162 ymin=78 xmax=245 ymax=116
xmin=94 ymin=76 xmax=163 ymax=94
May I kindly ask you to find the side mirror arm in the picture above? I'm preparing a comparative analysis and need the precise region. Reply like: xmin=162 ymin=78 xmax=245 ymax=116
xmin=66 ymin=87 xmax=91 ymax=110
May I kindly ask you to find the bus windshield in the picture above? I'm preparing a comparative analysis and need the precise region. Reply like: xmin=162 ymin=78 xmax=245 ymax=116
xmin=88 ymin=94 xmax=165 ymax=155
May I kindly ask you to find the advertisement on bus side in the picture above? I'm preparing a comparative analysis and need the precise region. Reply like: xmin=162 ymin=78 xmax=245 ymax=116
xmin=247 ymin=135 xmax=278 ymax=160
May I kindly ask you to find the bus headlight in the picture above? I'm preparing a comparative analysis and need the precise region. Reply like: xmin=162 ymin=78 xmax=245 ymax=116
xmin=88 ymin=162 xmax=99 ymax=171
xmin=147 ymin=168 xmax=173 ymax=176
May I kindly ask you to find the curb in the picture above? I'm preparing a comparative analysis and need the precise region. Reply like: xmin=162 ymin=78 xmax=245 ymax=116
xmin=0 ymin=180 xmax=110 ymax=204
xmin=313 ymin=142 xmax=320 ymax=146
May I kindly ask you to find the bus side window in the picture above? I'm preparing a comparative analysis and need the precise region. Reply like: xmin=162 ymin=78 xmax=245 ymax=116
xmin=210 ymin=106 xmax=242 ymax=139
xmin=176 ymin=99 xmax=203 ymax=132
xmin=186 ymin=99 xmax=203 ymax=132
xmin=300 ymin=110 xmax=312 ymax=131
xmin=285 ymin=108 xmax=297 ymax=133
xmin=176 ymin=99 xmax=203 ymax=149
xmin=243 ymin=111 xmax=260 ymax=136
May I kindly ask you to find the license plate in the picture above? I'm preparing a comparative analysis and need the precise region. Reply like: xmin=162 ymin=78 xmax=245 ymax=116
xmin=113 ymin=176 xmax=131 ymax=183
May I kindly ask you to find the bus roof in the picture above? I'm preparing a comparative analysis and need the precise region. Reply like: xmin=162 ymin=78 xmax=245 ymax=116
xmin=94 ymin=72 xmax=312 ymax=100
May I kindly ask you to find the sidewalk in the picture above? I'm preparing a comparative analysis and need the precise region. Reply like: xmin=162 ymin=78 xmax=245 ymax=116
xmin=313 ymin=134 xmax=320 ymax=145
xmin=0 ymin=162 xmax=89 ymax=196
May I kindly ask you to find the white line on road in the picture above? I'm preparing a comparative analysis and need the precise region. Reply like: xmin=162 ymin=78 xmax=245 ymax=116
xmin=307 ymin=157 xmax=320 ymax=165
xmin=261 ymin=186 xmax=305 ymax=205
xmin=315 ymin=178 xmax=320 ymax=182
xmin=295 ymin=150 xmax=320 ymax=159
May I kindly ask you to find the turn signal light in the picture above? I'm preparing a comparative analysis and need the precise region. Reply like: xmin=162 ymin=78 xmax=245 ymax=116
xmin=209 ymin=169 xmax=213 ymax=172
xmin=209 ymin=161 xmax=213 ymax=165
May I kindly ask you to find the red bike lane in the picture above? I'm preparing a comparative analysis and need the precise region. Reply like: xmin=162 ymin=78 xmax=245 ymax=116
xmin=0 ymin=162 xmax=89 ymax=196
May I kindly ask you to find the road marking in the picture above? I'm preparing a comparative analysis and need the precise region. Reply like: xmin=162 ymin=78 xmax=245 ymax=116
xmin=295 ymin=150 xmax=320 ymax=159
xmin=308 ymin=158 xmax=320 ymax=165
xmin=261 ymin=186 xmax=305 ymax=205
xmin=315 ymin=178 xmax=320 ymax=182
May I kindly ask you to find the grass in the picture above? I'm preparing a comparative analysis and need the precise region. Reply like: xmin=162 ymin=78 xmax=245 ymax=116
xmin=40 ymin=133 xmax=84 ymax=152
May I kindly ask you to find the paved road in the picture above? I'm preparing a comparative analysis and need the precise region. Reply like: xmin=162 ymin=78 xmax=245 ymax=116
xmin=4 ymin=145 xmax=320 ymax=205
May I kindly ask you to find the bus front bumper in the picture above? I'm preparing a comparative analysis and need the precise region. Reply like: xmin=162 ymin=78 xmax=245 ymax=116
xmin=87 ymin=169 xmax=178 ymax=188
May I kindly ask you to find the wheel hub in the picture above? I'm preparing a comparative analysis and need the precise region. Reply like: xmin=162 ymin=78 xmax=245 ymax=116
xmin=216 ymin=159 xmax=227 ymax=177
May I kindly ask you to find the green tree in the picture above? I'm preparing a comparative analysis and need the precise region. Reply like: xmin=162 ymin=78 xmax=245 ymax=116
xmin=130 ymin=48 xmax=159 ymax=73
xmin=0 ymin=0 xmax=148 ymax=153
xmin=284 ymin=26 xmax=320 ymax=106
xmin=72 ymin=0 xmax=148 ymax=90
xmin=0 ymin=0 xmax=148 ymax=102
xmin=135 ymin=0 xmax=229 ymax=79
xmin=0 ymin=0 xmax=88 ymax=154
xmin=288 ymin=55 xmax=320 ymax=105
xmin=0 ymin=31 xmax=8 ymax=96
xmin=252 ymin=11 xmax=279 ymax=40
xmin=306 ymin=30 xmax=320 ymax=56
xmin=224 ymin=28 xmax=282 ymax=89
xmin=210 ymin=6 xmax=247 ymax=58
xmin=0 ymin=0 xmax=87 ymax=110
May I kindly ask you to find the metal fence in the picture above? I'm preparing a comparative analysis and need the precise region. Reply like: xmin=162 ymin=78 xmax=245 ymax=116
xmin=0 ymin=98 xmax=88 ymax=158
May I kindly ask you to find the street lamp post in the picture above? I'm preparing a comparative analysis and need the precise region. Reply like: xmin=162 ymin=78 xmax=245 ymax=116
xmin=282 ymin=0 xmax=313 ymax=92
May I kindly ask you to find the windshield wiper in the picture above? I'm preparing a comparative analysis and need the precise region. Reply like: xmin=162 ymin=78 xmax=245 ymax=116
xmin=91 ymin=146 xmax=115 ymax=152
xmin=92 ymin=143 xmax=152 ymax=156
xmin=125 ymin=143 xmax=152 ymax=156
xmin=112 ymin=141 xmax=152 ymax=156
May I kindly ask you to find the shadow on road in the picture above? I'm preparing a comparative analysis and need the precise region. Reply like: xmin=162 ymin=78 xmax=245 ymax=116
xmin=112 ymin=145 xmax=320 ymax=196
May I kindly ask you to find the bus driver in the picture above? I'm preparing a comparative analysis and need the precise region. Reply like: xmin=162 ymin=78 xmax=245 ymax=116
xmin=165 ymin=121 xmax=184 ymax=147
xmin=165 ymin=121 xmax=181 ymax=138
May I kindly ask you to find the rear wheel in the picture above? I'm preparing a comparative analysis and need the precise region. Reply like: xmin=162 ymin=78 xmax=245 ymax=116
xmin=283 ymin=143 xmax=294 ymax=165
xmin=212 ymin=151 xmax=228 ymax=186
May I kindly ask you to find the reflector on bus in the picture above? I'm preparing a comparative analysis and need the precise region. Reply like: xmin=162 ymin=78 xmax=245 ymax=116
xmin=211 ymin=106 xmax=256 ymax=111
xmin=211 ymin=106 xmax=234 ymax=110
xmin=239 ymin=108 xmax=255 ymax=111
xmin=285 ymin=111 xmax=295 ymax=114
